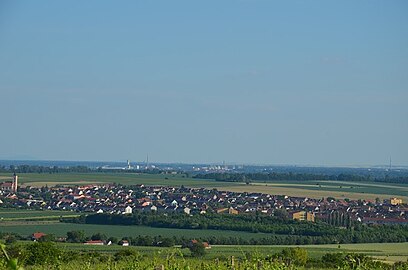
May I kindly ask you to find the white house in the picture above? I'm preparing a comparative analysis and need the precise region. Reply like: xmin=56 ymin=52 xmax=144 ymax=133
xmin=124 ymin=206 xmax=133 ymax=214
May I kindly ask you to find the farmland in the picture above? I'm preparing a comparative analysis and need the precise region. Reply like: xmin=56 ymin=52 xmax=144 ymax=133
xmin=7 ymin=241 xmax=408 ymax=264
xmin=223 ymin=181 xmax=408 ymax=201
xmin=0 ymin=221 xmax=273 ymax=241
xmin=54 ymin=241 xmax=408 ymax=261
xmin=0 ymin=209 xmax=79 ymax=221
xmin=0 ymin=172 xmax=225 ymax=188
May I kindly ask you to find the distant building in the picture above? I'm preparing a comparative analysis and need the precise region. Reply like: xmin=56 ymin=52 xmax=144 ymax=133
xmin=124 ymin=206 xmax=133 ymax=214
xmin=390 ymin=198 xmax=403 ymax=206
xmin=121 ymin=240 xmax=129 ymax=246
xmin=215 ymin=207 xmax=239 ymax=215
xmin=0 ymin=182 xmax=14 ymax=192
xmin=216 ymin=208 xmax=228 ymax=214
xmin=32 ymin=232 xmax=47 ymax=241
xmin=12 ymin=173 xmax=18 ymax=193
xmin=290 ymin=211 xmax=315 ymax=222
xmin=0 ymin=173 xmax=18 ymax=193
xmin=84 ymin=240 xmax=105 ymax=245
xmin=190 ymin=239 xmax=211 ymax=249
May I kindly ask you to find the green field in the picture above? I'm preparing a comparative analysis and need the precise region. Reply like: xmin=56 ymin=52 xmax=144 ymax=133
xmin=1 ymin=172 xmax=407 ymax=201
xmin=0 ymin=221 xmax=274 ymax=240
xmin=0 ymin=209 xmax=79 ymax=221
xmin=0 ymin=173 xmax=227 ymax=188
xmin=46 ymin=242 xmax=408 ymax=263
xmin=2 ymin=220 xmax=408 ymax=262
xmin=201 ymin=243 xmax=408 ymax=263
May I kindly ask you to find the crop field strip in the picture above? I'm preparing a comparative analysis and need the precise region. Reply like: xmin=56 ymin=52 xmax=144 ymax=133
xmin=220 ymin=184 xmax=408 ymax=201
xmin=0 ymin=209 xmax=79 ymax=218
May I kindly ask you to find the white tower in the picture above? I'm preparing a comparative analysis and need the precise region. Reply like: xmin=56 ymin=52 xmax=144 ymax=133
xmin=12 ymin=173 xmax=18 ymax=193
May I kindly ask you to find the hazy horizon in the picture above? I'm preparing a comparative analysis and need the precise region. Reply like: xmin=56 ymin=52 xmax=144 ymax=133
xmin=1 ymin=1 xmax=407 ymax=166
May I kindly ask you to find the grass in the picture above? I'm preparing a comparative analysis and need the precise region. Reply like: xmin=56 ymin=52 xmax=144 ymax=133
xmin=0 ymin=209 xmax=79 ymax=221
xmin=0 ymin=221 xmax=274 ymax=240
xmin=0 ymin=172 xmax=229 ymax=188
xmin=207 ymin=243 xmax=408 ymax=262
xmin=2 ymin=219 xmax=408 ymax=263
xmin=44 ymin=242 xmax=408 ymax=263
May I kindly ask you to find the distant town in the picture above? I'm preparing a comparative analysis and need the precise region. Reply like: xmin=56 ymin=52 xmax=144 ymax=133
xmin=0 ymin=173 xmax=406 ymax=226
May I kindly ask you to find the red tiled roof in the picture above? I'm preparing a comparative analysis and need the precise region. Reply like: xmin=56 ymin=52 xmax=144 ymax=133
xmin=32 ymin=232 xmax=46 ymax=240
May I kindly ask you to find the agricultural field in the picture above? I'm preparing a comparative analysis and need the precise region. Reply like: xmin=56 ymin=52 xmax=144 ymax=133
xmin=31 ymin=241 xmax=408 ymax=263
xmin=1 ymin=172 xmax=407 ymax=201
xmin=226 ymin=180 xmax=408 ymax=201
xmin=0 ymin=172 xmax=229 ymax=188
xmin=0 ymin=208 xmax=79 ymax=221
xmin=0 ymin=220 xmax=274 ymax=240
xmin=194 ymin=243 xmax=408 ymax=263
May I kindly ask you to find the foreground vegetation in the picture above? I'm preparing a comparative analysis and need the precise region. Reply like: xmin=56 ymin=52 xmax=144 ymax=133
xmin=1 ymin=241 xmax=408 ymax=270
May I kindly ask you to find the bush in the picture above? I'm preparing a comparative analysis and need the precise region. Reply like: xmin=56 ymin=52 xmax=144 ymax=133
xmin=278 ymin=247 xmax=308 ymax=266
xmin=114 ymin=249 xmax=141 ymax=261
xmin=188 ymin=241 xmax=206 ymax=257
xmin=25 ymin=242 xmax=61 ymax=266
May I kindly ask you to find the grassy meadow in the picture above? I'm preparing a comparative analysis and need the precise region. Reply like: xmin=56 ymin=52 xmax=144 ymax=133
xmin=0 ymin=220 xmax=274 ymax=240
xmin=0 ymin=208 xmax=79 ymax=221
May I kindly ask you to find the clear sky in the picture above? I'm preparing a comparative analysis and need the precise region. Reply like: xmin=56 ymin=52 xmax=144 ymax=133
xmin=0 ymin=1 xmax=407 ymax=166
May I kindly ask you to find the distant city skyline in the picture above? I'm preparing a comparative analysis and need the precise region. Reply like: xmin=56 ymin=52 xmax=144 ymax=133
xmin=0 ymin=1 xmax=407 ymax=166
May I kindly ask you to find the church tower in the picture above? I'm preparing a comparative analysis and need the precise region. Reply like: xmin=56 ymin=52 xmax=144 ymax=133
xmin=12 ymin=173 xmax=18 ymax=193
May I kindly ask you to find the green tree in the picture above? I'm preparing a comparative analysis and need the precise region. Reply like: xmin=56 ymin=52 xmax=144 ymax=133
xmin=188 ymin=241 xmax=206 ymax=257
xmin=66 ymin=231 xmax=85 ymax=243
xmin=38 ymin=234 xmax=55 ymax=242
xmin=280 ymin=247 xmax=308 ymax=266
xmin=91 ymin=233 xmax=107 ymax=241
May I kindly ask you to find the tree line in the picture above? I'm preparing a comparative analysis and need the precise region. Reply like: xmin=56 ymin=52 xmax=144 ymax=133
xmin=194 ymin=172 xmax=408 ymax=184
xmin=63 ymin=212 xmax=408 ymax=245
xmin=0 ymin=165 xmax=166 ymax=175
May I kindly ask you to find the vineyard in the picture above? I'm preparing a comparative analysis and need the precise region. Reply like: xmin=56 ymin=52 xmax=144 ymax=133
xmin=2 ymin=242 xmax=408 ymax=270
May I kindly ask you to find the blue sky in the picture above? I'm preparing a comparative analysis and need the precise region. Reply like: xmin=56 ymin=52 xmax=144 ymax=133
xmin=0 ymin=1 xmax=407 ymax=166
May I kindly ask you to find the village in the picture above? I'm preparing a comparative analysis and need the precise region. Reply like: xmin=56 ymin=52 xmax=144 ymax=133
xmin=0 ymin=175 xmax=406 ymax=226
